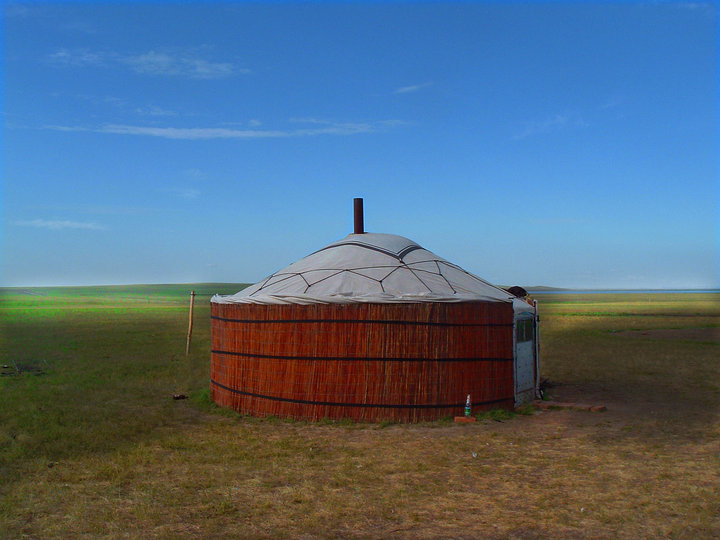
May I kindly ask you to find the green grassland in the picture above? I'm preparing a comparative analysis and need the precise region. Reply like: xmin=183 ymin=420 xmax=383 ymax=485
xmin=1 ymin=286 xmax=718 ymax=537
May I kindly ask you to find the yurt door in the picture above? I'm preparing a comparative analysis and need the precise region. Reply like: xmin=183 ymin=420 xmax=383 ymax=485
xmin=514 ymin=315 xmax=536 ymax=405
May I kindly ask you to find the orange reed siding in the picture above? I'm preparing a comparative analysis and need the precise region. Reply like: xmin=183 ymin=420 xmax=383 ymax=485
xmin=210 ymin=301 xmax=514 ymax=422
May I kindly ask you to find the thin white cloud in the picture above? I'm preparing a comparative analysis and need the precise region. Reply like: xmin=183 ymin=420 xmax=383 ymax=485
xmin=393 ymin=82 xmax=433 ymax=94
xmin=219 ymin=120 xmax=262 ymax=127
xmin=161 ymin=187 xmax=200 ymax=200
xmin=513 ymin=112 xmax=589 ymax=140
xmin=6 ymin=5 xmax=98 ymax=31
xmin=184 ymin=168 xmax=207 ymax=180
xmin=289 ymin=117 xmax=328 ymax=124
xmin=73 ymin=95 xmax=177 ymax=117
xmin=290 ymin=117 xmax=408 ymax=130
xmin=73 ymin=94 xmax=128 ymax=108
xmin=674 ymin=2 xmax=716 ymax=17
xmin=600 ymin=96 xmax=623 ymax=110
xmin=103 ymin=96 xmax=127 ymax=107
xmin=43 ymin=125 xmax=88 ymax=133
xmin=47 ymin=48 xmax=247 ymax=79
xmin=14 ymin=219 xmax=106 ymax=231
xmin=529 ymin=217 xmax=587 ymax=225
xmin=48 ymin=48 xmax=104 ymax=67
xmin=135 ymin=105 xmax=177 ymax=117
xmin=59 ymin=20 xmax=98 ymax=35
xmin=25 ymin=203 xmax=176 ymax=216
xmin=294 ymin=122 xmax=380 ymax=136
xmin=102 ymin=125 xmax=289 ymax=139
xmin=45 ymin=119 xmax=401 ymax=140
xmin=121 ymin=51 xmax=239 ymax=79
xmin=5 ymin=4 xmax=32 ymax=17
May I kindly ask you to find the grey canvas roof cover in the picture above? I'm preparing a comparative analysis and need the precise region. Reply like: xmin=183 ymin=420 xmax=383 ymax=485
xmin=213 ymin=233 xmax=533 ymax=310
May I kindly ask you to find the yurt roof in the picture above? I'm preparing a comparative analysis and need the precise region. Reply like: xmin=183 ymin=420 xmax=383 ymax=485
xmin=212 ymin=232 xmax=529 ymax=307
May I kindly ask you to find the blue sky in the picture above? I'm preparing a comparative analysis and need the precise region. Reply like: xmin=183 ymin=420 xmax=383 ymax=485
xmin=2 ymin=2 xmax=718 ymax=289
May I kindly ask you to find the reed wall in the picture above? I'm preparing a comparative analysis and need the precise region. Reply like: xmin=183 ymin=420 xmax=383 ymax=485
xmin=210 ymin=301 xmax=514 ymax=422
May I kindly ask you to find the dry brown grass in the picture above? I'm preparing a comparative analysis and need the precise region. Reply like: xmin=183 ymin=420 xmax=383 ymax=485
xmin=1 ymin=290 xmax=719 ymax=538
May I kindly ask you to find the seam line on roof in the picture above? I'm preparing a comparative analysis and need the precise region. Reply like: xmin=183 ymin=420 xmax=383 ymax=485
xmin=345 ymin=269 xmax=383 ymax=283
xmin=253 ymin=273 xmax=298 ymax=295
xmin=404 ymin=266 xmax=433 ymax=293
xmin=380 ymin=265 xmax=401 ymax=283
xmin=256 ymin=274 xmax=274 ymax=291
xmin=304 ymin=269 xmax=344 ymax=288
xmin=298 ymin=273 xmax=311 ymax=293
xmin=378 ymin=264 xmax=436 ymax=292
xmin=438 ymin=260 xmax=513 ymax=297
xmin=346 ymin=268 xmax=394 ymax=281
xmin=435 ymin=260 xmax=458 ymax=294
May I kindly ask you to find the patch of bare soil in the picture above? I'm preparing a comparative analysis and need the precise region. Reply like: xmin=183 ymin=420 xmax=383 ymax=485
xmin=617 ymin=327 xmax=720 ymax=344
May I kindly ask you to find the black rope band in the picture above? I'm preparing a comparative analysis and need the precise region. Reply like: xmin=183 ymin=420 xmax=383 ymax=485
xmin=211 ymin=315 xmax=512 ymax=328
xmin=212 ymin=349 xmax=513 ymax=363
xmin=210 ymin=379 xmax=512 ymax=409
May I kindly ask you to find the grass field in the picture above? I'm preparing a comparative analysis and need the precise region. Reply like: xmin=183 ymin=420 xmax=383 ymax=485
xmin=1 ymin=285 xmax=718 ymax=538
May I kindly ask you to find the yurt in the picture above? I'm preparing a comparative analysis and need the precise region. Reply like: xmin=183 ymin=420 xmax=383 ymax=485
xmin=210 ymin=199 xmax=539 ymax=422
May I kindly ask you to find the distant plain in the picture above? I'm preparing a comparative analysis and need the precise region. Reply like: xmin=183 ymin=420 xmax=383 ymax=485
xmin=1 ymin=286 xmax=718 ymax=537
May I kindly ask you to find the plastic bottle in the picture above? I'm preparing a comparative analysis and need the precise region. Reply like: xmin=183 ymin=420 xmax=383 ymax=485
xmin=465 ymin=394 xmax=471 ymax=417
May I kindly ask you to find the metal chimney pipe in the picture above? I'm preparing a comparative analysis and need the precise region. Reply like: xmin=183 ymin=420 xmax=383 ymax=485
xmin=353 ymin=198 xmax=364 ymax=234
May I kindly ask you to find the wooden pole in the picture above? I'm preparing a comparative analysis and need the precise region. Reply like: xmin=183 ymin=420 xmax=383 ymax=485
xmin=185 ymin=290 xmax=196 ymax=355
